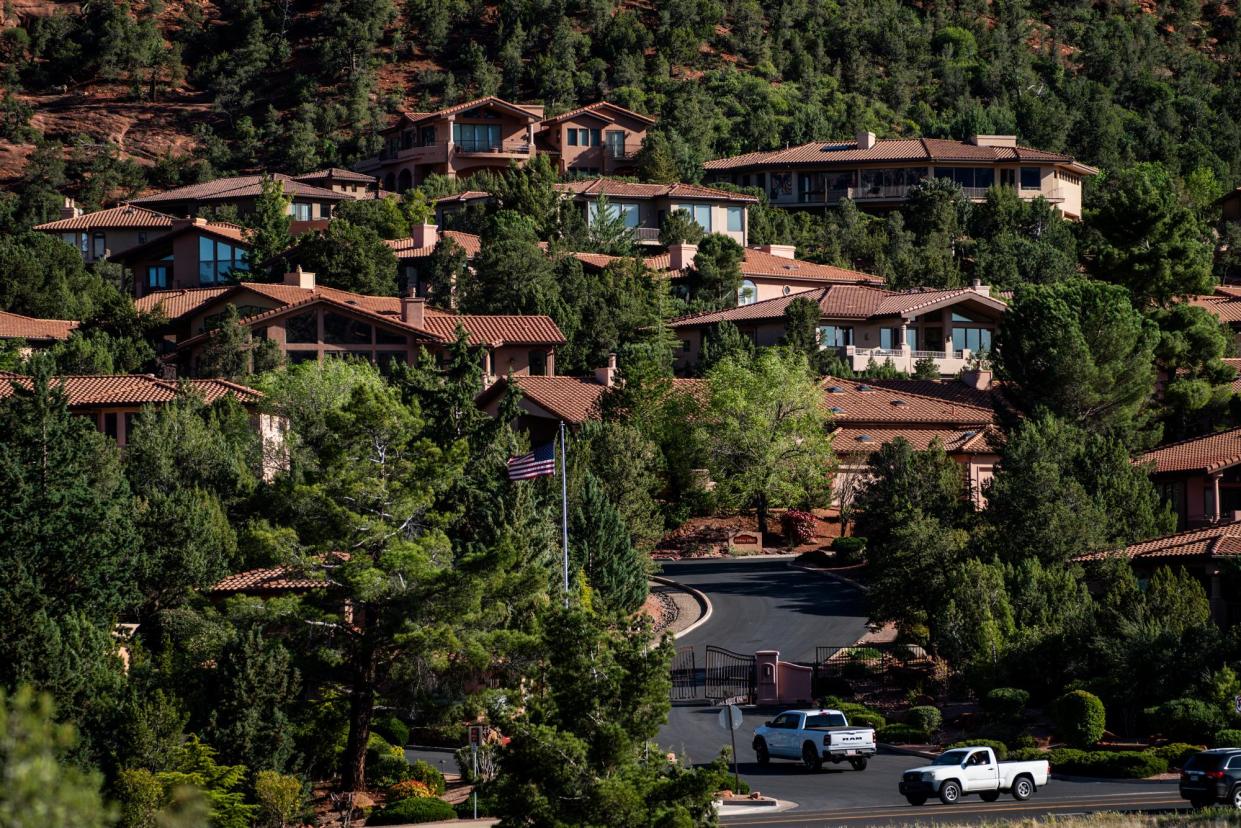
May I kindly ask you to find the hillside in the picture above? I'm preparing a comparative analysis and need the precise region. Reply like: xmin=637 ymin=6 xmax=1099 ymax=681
xmin=0 ymin=0 xmax=1239 ymax=203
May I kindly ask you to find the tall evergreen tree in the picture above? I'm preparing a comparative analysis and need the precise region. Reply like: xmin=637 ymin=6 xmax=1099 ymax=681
xmin=245 ymin=176 xmax=293 ymax=281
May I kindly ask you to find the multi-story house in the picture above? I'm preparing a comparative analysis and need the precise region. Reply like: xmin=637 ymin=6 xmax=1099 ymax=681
xmin=357 ymin=97 xmax=546 ymax=192
xmin=384 ymin=223 xmax=482 ymax=299
xmin=703 ymin=132 xmax=1097 ymax=220
xmin=669 ymin=281 xmax=1005 ymax=376
xmin=535 ymin=102 xmax=655 ymax=176
xmin=35 ymin=200 xmax=179 ymax=264
xmin=129 ymin=173 xmax=350 ymax=220
xmin=291 ymin=168 xmax=379 ymax=197
xmin=1140 ymin=428 xmax=1241 ymax=530
xmin=111 ymin=217 xmax=252 ymax=297
xmin=136 ymin=269 xmax=565 ymax=384
xmin=555 ymin=179 xmax=757 ymax=245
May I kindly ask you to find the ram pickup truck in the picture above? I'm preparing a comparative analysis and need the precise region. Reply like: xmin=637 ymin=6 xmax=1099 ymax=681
xmin=752 ymin=709 xmax=877 ymax=771
xmin=898 ymin=746 xmax=1049 ymax=805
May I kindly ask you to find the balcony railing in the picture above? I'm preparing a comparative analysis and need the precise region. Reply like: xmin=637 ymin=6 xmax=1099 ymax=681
xmin=454 ymin=139 xmax=531 ymax=155
xmin=629 ymin=227 xmax=660 ymax=242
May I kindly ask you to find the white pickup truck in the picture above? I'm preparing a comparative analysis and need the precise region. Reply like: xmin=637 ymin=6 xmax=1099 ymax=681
xmin=898 ymin=746 xmax=1050 ymax=805
xmin=752 ymin=709 xmax=877 ymax=771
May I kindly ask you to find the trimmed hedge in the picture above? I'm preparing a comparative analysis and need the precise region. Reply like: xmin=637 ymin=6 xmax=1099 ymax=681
xmin=849 ymin=711 xmax=886 ymax=730
xmin=367 ymin=796 xmax=457 ymax=825
xmin=905 ymin=706 xmax=942 ymax=733
xmin=877 ymin=724 xmax=930 ymax=744
xmin=946 ymin=739 xmax=1008 ymax=760
xmin=1054 ymin=691 xmax=1106 ymax=748
xmin=1007 ymin=748 xmax=1045 ymax=761
xmin=1050 ymin=750 xmax=1167 ymax=779
xmin=1146 ymin=698 xmax=1224 ymax=744
xmin=1150 ymin=743 xmax=1204 ymax=768
xmin=373 ymin=715 xmax=410 ymax=748
xmin=1214 ymin=729 xmax=1241 ymax=748
xmin=981 ymin=688 xmax=1030 ymax=721
xmin=831 ymin=536 xmax=867 ymax=565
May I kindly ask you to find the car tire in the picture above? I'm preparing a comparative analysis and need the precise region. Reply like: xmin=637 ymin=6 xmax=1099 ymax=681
xmin=802 ymin=742 xmax=823 ymax=772
xmin=980 ymin=791 xmax=1000 ymax=803
xmin=1232 ymin=785 xmax=1241 ymax=810
xmin=849 ymin=757 xmax=868 ymax=771
xmin=939 ymin=780 xmax=962 ymax=805
xmin=905 ymin=795 xmax=927 ymax=806
xmin=1012 ymin=775 xmax=1034 ymax=801
xmin=755 ymin=739 xmax=770 ymax=766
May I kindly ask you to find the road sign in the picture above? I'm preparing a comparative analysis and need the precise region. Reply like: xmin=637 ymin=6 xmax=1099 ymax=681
xmin=718 ymin=705 xmax=743 ymax=731
xmin=468 ymin=725 xmax=485 ymax=746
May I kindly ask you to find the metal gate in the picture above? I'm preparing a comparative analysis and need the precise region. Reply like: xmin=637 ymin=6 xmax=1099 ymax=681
xmin=670 ymin=646 xmax=698 ymax=701
xmin=703 ymin=645 xmax=756 ymax=703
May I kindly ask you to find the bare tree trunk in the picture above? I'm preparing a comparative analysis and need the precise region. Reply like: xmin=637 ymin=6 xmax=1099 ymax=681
xmin=341 ymin=634 xmax=377 ymax=792
xmin=756 ymin=493 xmax=769 ymax=540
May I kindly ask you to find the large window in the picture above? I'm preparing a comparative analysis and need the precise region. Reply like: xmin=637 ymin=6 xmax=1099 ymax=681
xmin=738 ymin=280 xmax=758 ymax=306
xmin=528 ymin=349 xmax=547 ymax=376
xmin=323 ymin=312 xmax=371 ymax=345
xmin=590 ymin=200 xmax=640 ymax=228
xmin=453 ymin=123 xmax=501 ymax=151
xmin=951 ymin=325 xmax=992 ymax=354
xmin=818 ymin=325 xmax=853 ymax=348
xmin=285 ymin=311 xmax=318 ymax=344
xmin=1020 ymin=167 xmax=1042 ymax=189
xmin=727 ymin=207 xmax=744 ymax=232
xmin=198 ymin=236 xmax=249 ymax=285
xmin=880 ymin=327 xmax=904 ymax=350
xmin=147 ymin=265 xmax=168 ymax=290
xmin=92 ymin=232 xmax=106 ymax=258
xmin=290 ymin=202 xmax=312 ymax=221
xmin=859 ymin=167 xmax=926 ymax=196
xmin=419 ymin=126 xmax=436 ymax=146
xmin=937 ymin=167 xmax=995 ymax=190
xmin=674 ymin=203 xmax=712 ymax=232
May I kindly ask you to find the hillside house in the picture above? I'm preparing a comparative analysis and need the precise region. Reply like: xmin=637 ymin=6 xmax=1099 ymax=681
xmin=475 ymin=357 xmax=619 ymax=444
xmin=0 ymin=310 xmax=78 ymax=353
xmin=111 ymin=218 xmax=252 ymax=297
xmin=1190 ymin=286 xmax=1241 ymax=347
xmin=1140 ymin=427 xmax=1241 ymax=530
xmin=535 ymin=102 xmax=655 ymax=176
xmin=669 ymin=282 xmax=1006 ymax=375
xmin=292 ymin=168 xmax=379 ymax=197
xmin=554 ymin=179 xmax=757 ymax=246
xmin=703 ymin=132 xmax=1097 ymax=220
xmin=384 ymin=223 xmax=482 ymax=300
xmin=34 ymin=200 xmax=179 ymax=264
xmin=129 ymin=173 xmax=350 ymax=220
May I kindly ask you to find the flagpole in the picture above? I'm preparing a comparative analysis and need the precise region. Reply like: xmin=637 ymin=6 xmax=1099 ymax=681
xmin=559 ymin=420 xmax=570 ymax=608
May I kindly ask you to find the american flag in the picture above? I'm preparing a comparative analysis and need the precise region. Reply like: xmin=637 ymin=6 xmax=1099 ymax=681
xmin=507 ymin=440 xmax=557 ymax=480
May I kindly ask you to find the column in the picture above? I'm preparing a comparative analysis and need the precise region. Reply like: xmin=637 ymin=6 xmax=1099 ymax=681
xmin=1214 ymin=474 xmax=1223 ymax=523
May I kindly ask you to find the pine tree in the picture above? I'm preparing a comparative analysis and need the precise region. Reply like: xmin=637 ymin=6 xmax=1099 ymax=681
xmin=245 ymin=176 xmax=293 ymax=281
xmin=570 ymin=471 xmax=648 ymax=613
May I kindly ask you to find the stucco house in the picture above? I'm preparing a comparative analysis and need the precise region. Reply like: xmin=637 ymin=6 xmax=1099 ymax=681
xmin=1140 ymin=427 xmax=1241 ymax=530
xmin=554 ymin=178 xmax=757 ymax=246
xmin=384 ymin=223 xmax=482 ymax=300
xmin=703 ymin=132 xmax=1097 ymax=220
xmin=535 ymin=102 xmax=655 ymax=176
xmin=129 ymin=173 xmax=351 ymax=221
xmin=475 ymin=357 xmax=619 ymax=444
xmin=111 ymin=217 xmax=252 ymax=297
xmin=34 ymin=200 xmax=180 ymax=264
xmin=669 ymin=282 xmax=1006 ymax=375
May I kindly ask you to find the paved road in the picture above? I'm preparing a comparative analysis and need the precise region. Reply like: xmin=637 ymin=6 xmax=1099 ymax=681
xmin=654 ymin=557 xmax=1188 ymax=826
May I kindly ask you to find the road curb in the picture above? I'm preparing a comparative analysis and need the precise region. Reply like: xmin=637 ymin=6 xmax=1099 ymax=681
xmin=651 ymin=575 xmax=713 ymax=639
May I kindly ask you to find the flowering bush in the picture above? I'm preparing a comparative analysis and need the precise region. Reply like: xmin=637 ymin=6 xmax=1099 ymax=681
xmin=781 ymin=510 xmax=816 ymax=546
xmin=388 ymin=779 xmax=434 ymax=800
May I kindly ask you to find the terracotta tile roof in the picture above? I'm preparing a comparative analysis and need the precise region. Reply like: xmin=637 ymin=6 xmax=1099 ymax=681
xmin=1139 ymin=426 xmax=1241 ymax=474
xmin=832 ymin=425 xmax=998 ymax=454
xmin=131 ymin=174 xmax=348 ymax=206
xmin=34 ymin=204 xmax=176 ymax=231
xmin=207 ymin=552 xmax=349 ymax=595
xmin=1076 ymin=522 xmax=1241 ymax=562
xmin=392 ymin=97 xmax=542 ymax=128
xmin=864 ymin=377 xmax=996 ymax=408
xmin=419 ymin=313 xmax=567 ymax=347
xmin=733 ymin=249 xmax=883 ymax=285
xmin=539 ymin=101 xmax=656 ymax=126
xmin=1189 ymin=293 xmax=1241 ymax=324
xmin=553 ymin=178 xmax=758 ymax=203
xmin=432 ymin=190 xmax=492 ymax=204
xmin=1224 ymin=358 xmax=1241 ymax=394
xmin=703 ymin=137 xmax=1087 ymax=171
xmin=513 ymin=376 xmax=606 ymax=422
xmin=134 ymin=287 xmax=233 ymax=320
xmin=386 ymin=230 xmax=482 ymax=259
xmin=292 ymin=168 xmax=377 ymax=184
xmin=0 ymin=373 xmax=263 ymax=407
xmin=0 ymin=311 xmax=79 ymax=341
xmin=821 ymin=377 xmax=996 ymax=425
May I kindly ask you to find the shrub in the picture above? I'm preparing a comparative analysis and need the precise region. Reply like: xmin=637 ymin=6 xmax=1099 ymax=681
xmin=832 ymin=536 xmax=866 ymax=565
xmin=849 ymin=711 xmax=886 ymax=730
xmin=373 ymin=714 xmax=410 ymax=748
xmin=367 ymin=746 xmax=415 ymax=787
xmin=781 ymin=510 xmax=816 ymax=546
xmin=1215 ymin=729 xmax=1241 ymax=748
xmin=1007 ymin=748 xmax=1045 ymax=761
xmin=1050 ymin=750 xmax=1167 ymax=779
xmin=388 ymin=779 xmax=434 ymax=800
xmin=1010 ymin=733 xmax=1038 ymax=750
xmin=946 ymin=739 xmax=1008 ymax=760
xmin=877 ymin=724 xmax=930 ymax=744
xmin=366 ymin=796 xmax=457 ymax=825
xmin=1150 ymin=743 xmax=1204 ymax=768
xmin=1147 ymin=698 xmax=1224 ymax=744
xmin=1054 ymin=690 xmax=1106 ymax=748
xmin=117 ymin=767 xmax=162 ymax=828
xmin=982 ymin=688 xmax=1030 ymax=721
xmin=408 ymin=759 xmax=446 ymax=795
xmin=701 ymin=751 xmax=751 ymax=794
xmin=255 ymin=771 xmax=305 ymax=828
xmin=905 ymin=706 xmax=942 ymax=733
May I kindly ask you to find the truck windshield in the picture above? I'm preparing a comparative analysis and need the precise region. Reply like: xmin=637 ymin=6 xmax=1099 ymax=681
xmin=932 ymin=750 xmax=972 ymax=766
xmin=805 ymin=713 xmax=847 ymax=728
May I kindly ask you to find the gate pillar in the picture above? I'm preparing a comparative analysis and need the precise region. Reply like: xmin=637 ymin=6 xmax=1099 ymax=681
xmin=755 ymin=650 xmax=780 ymax=704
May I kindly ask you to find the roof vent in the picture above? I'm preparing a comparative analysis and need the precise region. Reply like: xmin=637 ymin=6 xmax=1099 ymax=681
xmin=829 ymin=406 xmax=844 ymax=414
xmin=857 ymin=384 xmax=874 ymax=392
xmin=855 ymin=434 xmax=875 ymax=442
xmin=891 ymin=399 xmax=907 ymax=407
xmin=826 ymin=385 xmax=844 ymax=393
xmin=961 ymin=430 xmax=977 ymax=439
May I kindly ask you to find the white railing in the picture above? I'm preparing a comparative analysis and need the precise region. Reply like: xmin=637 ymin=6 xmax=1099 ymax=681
xmin=842 ymin=345 xmax=974 ymax=375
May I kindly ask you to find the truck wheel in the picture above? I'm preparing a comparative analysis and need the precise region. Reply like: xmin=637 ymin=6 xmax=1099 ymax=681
xmin=849 ymin=757 xmax=868 ymax=771
xmin=754 ymin=739 xmax=770 ymax=766
xmin=905 ymin=795 xmax=927 ymax=806
xmin=801 ymin=742 xmax=823 ymax=771
xmin=1011 ymin=775 xmax=1034 ymax=801
xmin=1231 ymin=785 xmax=1241 ymax=810
xmin=938 ymin=780 xmax=962 ymax=805
xmin=979 ymin=791 xmax=999 ymax=803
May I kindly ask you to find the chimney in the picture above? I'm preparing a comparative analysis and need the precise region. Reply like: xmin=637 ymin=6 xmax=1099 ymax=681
xmin=856 ymin=130 xmax=877 ymax=150
xmin=970 ymin=277 xmax=990 ymax=298
xmin=283 ymin=266 xmax=316 ymax=290
xmin=668 ymin=243 xmax=698 ymax=272
xmin=756 ymin=244 xmax=796 ymax=260
xmin=61 ymin=197 xmax=82 ymax=220
xmin=970 ymin=135 xmax=1018 ymax=148
xmin=402 ymin=293 xmax=426 ymax=327
xmin=594 ymin=353 xmax=618 ymax=388
xmin=411 ymin=222 xmax=439 ymax=249
xmin=961 ymin=369 xmax=992 ymax=391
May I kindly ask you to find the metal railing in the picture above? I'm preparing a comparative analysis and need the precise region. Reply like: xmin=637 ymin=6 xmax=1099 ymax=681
xmin=455 ymin=140 xmax=531 ymax=154
xmin=629 ymin=227 xmax=660 ymax=241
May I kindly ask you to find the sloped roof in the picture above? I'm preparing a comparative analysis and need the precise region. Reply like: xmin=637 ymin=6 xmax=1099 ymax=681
xmin=131 ymin=174 xmax=349 ymax=206
xmin=703 ymin=137 xmax=1092 ymax=172
xmin=0 ymin=373 xmax=262 ymax=407
xmin=432 ymin=190 xmax=492 ymax=205
xmin=821 ymin=377 xmax=995 ymax=426
xmin=135 ymin=287 xmax=234 ymax=320
xmin=539 ymin=101 xmax=655 ymax=126
xmin=553 ymin=178 xmax=758 ymax=203
xmin=209 ymin=566 xmax=332 ymax=594
xmin=110 ymin=218 xmax=250 ymax=263
xmin=864 ymin=377 xmax=996 ymax=408
xmin=478 ymin=375 xmax=608 ymax=424
xmin=642 ymin=247 xmax=884 ymax=286
xmin=0 ymin=311 xmax=79 ymax=341
xmin=386 ymin=230 xmax=482 ymax=259
xmin=831 ymin=425 xmax=998 ymax=454
xmin=1224 ymin=358 xmax=1241 ymax=394
xmin=389 ymin=97 xmax=542 ymax=130
xmin=1139 ymin=426 xmax=1241 ymax=475
xmin=1076 ymin=522 xmax=1241 ymax=562
xmin=1190 ymin=292 xmax=1241 ymax=324
xmin=34 ymin=204 xmax=176 ymax=232
xmin=292 ymin=168 xmax=377 ymax=184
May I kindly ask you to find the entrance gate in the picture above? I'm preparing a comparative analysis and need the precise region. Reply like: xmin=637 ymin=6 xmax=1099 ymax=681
xmin=670 ymin=646 xmax=698 ymax=701
xmin=669 ymin=645 xmax=756 ymax=703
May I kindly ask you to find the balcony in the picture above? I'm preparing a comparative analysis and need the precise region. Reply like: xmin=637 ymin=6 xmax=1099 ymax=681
xmin=840 ymin=344 xmax=976 ymax=375
xmin=629 ymin=227 xmax=661 ymax=243
xmin=453 ymin=139 xmax=532 ymax=156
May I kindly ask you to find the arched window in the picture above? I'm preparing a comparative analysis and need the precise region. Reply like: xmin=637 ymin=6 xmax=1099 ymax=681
xmin=738 ymin=279 xmax=758 ymax=306
xmin=397 ymin=168 xmax=413 ymax=193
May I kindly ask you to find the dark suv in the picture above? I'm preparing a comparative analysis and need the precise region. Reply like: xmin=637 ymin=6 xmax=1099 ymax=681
xmin=1180 ymin=748 xmax=1241 ymax=809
